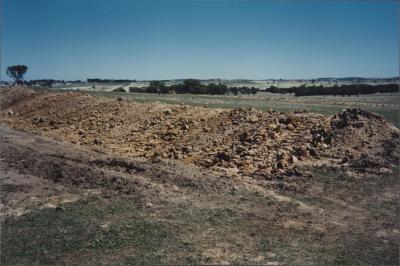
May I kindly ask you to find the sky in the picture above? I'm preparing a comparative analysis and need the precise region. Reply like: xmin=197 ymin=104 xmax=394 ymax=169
xmin=1 ymin=0 xmax=399 ymax=81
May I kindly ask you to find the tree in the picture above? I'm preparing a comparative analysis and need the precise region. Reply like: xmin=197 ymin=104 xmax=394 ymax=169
xmin=250 ymin=87 xmax=259 ymax=95
xmin=183 ymin=79 xmax=203 ymax=94
xmin=207 ymin=83 xmax=228 ymax=95
xmin=6 ymin=65 xmax=28 ymax=84
xmin=230 ymin=87 xmax=239 ymax=95
xmin=147 ymin=80 xmax=167 ymax=94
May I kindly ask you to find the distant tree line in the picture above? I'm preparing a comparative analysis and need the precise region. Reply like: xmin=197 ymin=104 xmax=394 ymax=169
xmin=264 ymin=84 xmax=399 ymax=97
xmin=26 ymin=79 xmax=66 ymax=87
xmin=128 ymin=79 xmax=259 ymax=95
xmin=265 ymin=86 xmax=297 ymax=94
xmin=87 ymin=78 xmax=136 ymax=83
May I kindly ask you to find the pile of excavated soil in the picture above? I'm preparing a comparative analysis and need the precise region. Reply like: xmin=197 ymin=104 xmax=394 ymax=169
xmin=1 ymin=88 xmax=398 ymax=176
xmin=0 ymin=87 xmax=35 ymax=110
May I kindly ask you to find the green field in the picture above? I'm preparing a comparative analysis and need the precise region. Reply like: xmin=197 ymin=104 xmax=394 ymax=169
xmin=87 ymin=91 xmax=399 ymax=127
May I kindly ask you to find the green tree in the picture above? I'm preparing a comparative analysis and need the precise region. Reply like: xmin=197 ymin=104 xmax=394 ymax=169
xmin=206 ymin=83 xmax=228 ymax=95
xmin=147 ymin=80 xmax=167 ymax=94
xmin=6 ymin=65 xmax=28 ymax=84
xmin=250 ymin=87 xmax=259 ymax=95
xmin=230 ymin=87 xmax=239 ymax=95
xmin=183 ymin=79 xmax=203 ymax=94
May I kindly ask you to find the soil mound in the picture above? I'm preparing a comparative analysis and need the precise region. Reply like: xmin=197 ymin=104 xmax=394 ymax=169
xmin=0 ymin=87 xmax=36 ymax=110
xmin=329 ymin=108 xmax=399 ymax=167
xmin=0 ymin=88 xmax=398 ymax=176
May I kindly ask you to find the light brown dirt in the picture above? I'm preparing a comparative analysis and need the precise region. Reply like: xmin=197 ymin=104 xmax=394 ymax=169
xmin=1 ymin=87 xmax=398 ymax=178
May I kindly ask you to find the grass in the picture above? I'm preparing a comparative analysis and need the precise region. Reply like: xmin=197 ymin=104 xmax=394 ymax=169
xmin=91 ymin=220 xmax=169 ymax=251
xmin=2 ymin=178 xmax=399 ymax=265
xmin=36 ymin=87 xmax=399 ymax=126
xmin=121 ymin=254 xmax=162 ymax=265
xmin=0 ymin=198 xmax=172 ymax=265
xmin=330 ymin=238 xmax=399 ymax=265
xmin=268 ymin=166 xmax=399 ymax=265
xmin=86 ymin=91 xmax=399 ymax=127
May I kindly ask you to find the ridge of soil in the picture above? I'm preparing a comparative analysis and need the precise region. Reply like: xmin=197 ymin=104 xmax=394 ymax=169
xmin=1 ymin=87 xmax=398 ymax=178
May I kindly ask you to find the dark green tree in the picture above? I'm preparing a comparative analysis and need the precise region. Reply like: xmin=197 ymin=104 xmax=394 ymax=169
xmin=207 ymin=83 xmax=228 ymax=95
xmin=183 ymin=79 xmax=203 ymax=94
xmin=147 ymin=80 xmax=167 ymax=94
xmin=250 ymin=87 xmax=259 ymax=95
xmin=6 ymin=65 xmax=28 ymax=84
xmin=230 ymin=87 xmax=239 ymax=95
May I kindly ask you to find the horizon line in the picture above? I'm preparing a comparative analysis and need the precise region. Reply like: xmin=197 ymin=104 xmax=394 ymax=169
xmin=3 ymin=76 xmax=398 ymax=82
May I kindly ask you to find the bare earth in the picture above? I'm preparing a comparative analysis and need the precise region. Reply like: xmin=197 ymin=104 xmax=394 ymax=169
xmin=0 ymin=87 xmax=399 ymax=265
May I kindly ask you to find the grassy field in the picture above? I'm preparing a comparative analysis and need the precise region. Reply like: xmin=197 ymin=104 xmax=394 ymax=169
xmin=87 ymin=91 xmax=399 ymax=127
xmin=2 ymin=167 xmax=398 ymax=265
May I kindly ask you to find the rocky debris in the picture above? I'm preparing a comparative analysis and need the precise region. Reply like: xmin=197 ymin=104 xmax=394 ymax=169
xmin=0 ymin=87 xmax=36 ymax=110
xmin=246 ymin=114 xmax=259 ymax=123
xmin=0 ymin=89 xmax=398 ymax=177
xmin=164 ymin=108 xmax=173 ymax=115
xmin=329 ymin=108 xmax=399 ymax=166
xmin=93 ymin=138 xmax=103 ymax=145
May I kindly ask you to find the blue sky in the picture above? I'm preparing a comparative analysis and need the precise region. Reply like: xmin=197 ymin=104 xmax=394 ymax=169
xmin=2 ymin=0 xmax=399 ymax=80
